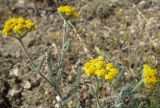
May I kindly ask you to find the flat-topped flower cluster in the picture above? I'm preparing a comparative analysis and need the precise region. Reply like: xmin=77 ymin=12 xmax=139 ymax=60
xmin=83 ymin=57 xmax=118 ymax=82
xmin=58 ymin=5 xmax=79 ymax=19
xmin=2 ymin=17 xmax=35 ymax=37
xmin=143 ymin=64 xmax=158 ymax=89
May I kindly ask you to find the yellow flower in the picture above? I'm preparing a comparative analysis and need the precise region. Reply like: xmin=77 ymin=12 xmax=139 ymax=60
xmin=14 ymin=24 xmax=26 ymax=34
xmin=94 ymin=59 xmax=105 ymax=69
xmin=84 ymin=63 xmax=96 ymax=77
xmin=5 ymin=18 xmax=17 ymax=27
xmin=142 ymin=64 xmax=158 ymax=89
xmin=84 ymin=62 xmax=90 ymax=69
xmin=2 ymin=26 xmax=13 ymax=36
xmin=95 ymin=69 xmax=106 ymax=77
xmin=2 ymin=17 xmax=35 ymax=38
xmin=87 ymin=65 xmax=96 ymax=76
xmin=110 ymin=68 xmax=118 ymax=75
xmin=105 ymin=66 xmax=118 ymax=82
xmin=105 ymin=74 xmax=114 ymax=81
xmin=58 ymin=5 xmax=79 ymax=19
xmin=83 ymin=58 xmax=105 ymax=77
xmin=17 ymin=17 xmax=26 ymax=24
xmin=106 ymin=63 xmax=114 ymax=70
xmin=25 ymin=20 xmax=35 ymax=30
xmin=83 ymin=58 xmax=118 ymax=81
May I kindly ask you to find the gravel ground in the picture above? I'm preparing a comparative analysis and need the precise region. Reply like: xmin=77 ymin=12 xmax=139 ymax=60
xmin=0 ymin=0 xmax=160 ymax=108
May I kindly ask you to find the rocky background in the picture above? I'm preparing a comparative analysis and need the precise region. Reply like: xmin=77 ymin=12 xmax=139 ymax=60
xmin=0 ymin=0 xmax=160 ymax=108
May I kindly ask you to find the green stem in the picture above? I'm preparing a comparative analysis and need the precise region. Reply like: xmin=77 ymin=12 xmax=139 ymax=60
xmin=132 ymin=79 xmax=143 ymax=92
xmin=17 ymin=38 xmax=36 ymax=69
xmin=95 ymin=77 xmax=103 ymax=108
xmin=39 ymin=71 xmax=63 ymax=99
xmin=60 ymin=19 xmax=67 ymax=63
xmin=56 ymin=19 xmax=67 ymax=86
xmin=62 ymin=20 xmax=67 ymax=48
xmin=17 ymin=38 xmax=63 ymax=102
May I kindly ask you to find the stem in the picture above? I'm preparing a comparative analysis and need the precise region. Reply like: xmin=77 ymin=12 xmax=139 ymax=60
xmin=95 ymin=95 xmax=103 ymax=108
xmin=39 ymin=71 xmax=63 ymax=99
xmin=95 ymin=77 xmax=103 ymax=108
xmin=17 ymin=38 xmax=63 ymax=102
xmin=17 ymin=38 xmax=36 ymax=69
xmin=62 ymin=21 xmax=67 ymax=61
xmin=61 ymin=19 xmax=67 ymax=62
xmin=62 ymin=20 xmax=67 ymax=48
xmin=56 ymin=19 xmax=67 ymax=86
xmin=132 ymin=79 xmax=143 ymax=92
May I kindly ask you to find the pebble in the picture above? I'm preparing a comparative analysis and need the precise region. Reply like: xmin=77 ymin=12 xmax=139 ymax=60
xmin=55 ymin=103 xmax=60 ymax=108
xmin=23 ymin=81 xmax=32 ymax=90
xmin=10 ymin=68 xmax=19 ymax=77
xmin=139 ymin=41 xmax=145 ymax=47
xmin=8 ymin=88 xmax=22 ymax=97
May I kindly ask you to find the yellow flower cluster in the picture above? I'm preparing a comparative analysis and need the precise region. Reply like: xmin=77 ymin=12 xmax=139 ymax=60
xmin=143 ymin=64 xmax=158 ymax=89
xmin=58 ymin=5 xmax=79 ymax=19
xmin=2 ymin=17 xmax=35 ymax=37
xmin=83 ymin=57 xmax=118 ymax=81
xmin=105 ymin=63 xmax=118 ymax=81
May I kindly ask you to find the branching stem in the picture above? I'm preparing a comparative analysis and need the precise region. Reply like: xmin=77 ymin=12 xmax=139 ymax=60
xmin=95 ymin=77 xmax=103 ymax=108
xmin=17 ymin=38 xmax=63 ymax=102
xmin=132 ymin=79 xmax=143 ymax=92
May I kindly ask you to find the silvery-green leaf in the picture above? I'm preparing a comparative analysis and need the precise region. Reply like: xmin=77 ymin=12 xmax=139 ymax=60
xmin=63 ymin=41 xmax=70 ymax=52
xmin=37 ymin=55 xmax=46 ymax=71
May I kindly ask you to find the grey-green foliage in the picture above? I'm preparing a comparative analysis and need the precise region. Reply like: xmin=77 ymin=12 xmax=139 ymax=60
xmin=64 ymin=69 xmax=83 ymax=104
xmin=91 ymin=78 xmax=104 ymax=108
xmin=46 ymin=53 xmax=57 ymax=88
xmin=114 ymin=84 xmax=133 ymax=108
xmin=37 ymin=55 xmax=46 ymax=72
xmin=63 ymin=41 xmax=70 ymax=52
xmin=45 ymin=19 xmax=83 ymax=106
xmin=150 ymin=88 xmax=160 ymax=108
xmin=15 ymin=17 xmax=82 ymax=107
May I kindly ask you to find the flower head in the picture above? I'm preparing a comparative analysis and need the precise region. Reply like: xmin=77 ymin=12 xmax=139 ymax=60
xmin=58 ymin=5 xmax=79 ymax=20
xmin=105 ymin=67 xmax=118 ymax=82
xmin=106 ymin=63 xmax=114 ymax=70
xmin=17 ymin=17 xmax=26 ymax=24
xmin=2 ymin=25 xmax=13 ymax=36
xmin=95 ymin=69 xmax=106 ymax=77
xmin=2 ymin=17 xmax=35 ymax=38
xmin=83 ymin=58 xmax=118 ymax=81
xmin=142 ymin=64 xmax=158 ymax=89
xmin=25 ymin=20 xmax=35 ymax=30
xmin=14 ymin=24 xmax=26 ymax=34
xmin=5 ymin=18 xmax=17 ymax=27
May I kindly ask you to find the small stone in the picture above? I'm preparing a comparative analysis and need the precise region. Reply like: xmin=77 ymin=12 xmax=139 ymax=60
xmin=139 ymin=41 xmax=145 ymax=47
xmin=8 ymin=88 xmax=22 ymax=97
xmin=23 ymin=81 xmax=32 ymax=90
xmin=10 ymin=68 xmax=19 ymax=77
xmin=55 ymin=103 xmax=60 ymax=108
xmin=124 ymin=72 xmax=128 ymax=76
xmin=67 ymin=100 xmax=74 ymax=108
xmin=56 ymin=96 xmax=61 ymax=102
